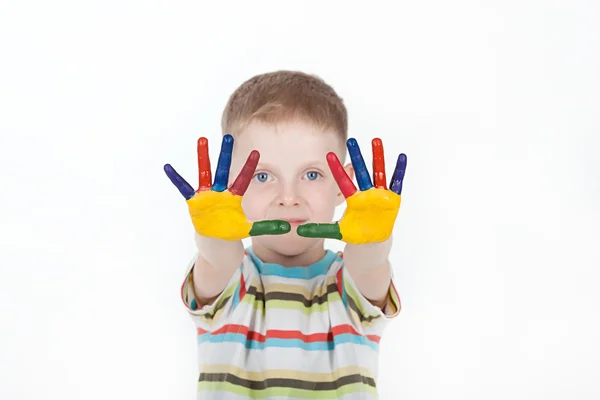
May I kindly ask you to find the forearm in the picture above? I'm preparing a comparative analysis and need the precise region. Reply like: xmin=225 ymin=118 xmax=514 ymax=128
xmin=343 ymin=236 xmax=393 ymax=306
xmin=193 ymin=233 xmax=244 ymax=302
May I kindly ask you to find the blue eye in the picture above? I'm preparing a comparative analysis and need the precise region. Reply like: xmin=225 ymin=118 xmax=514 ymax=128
xmin=305 ymin=171 xmax=321 ymax=181
xmin=254 ymin=172 xmax=269 ymax=183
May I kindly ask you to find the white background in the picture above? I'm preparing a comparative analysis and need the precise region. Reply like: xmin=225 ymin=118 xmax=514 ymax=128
xmin=1 ymin=1 xmax=599 ymax=399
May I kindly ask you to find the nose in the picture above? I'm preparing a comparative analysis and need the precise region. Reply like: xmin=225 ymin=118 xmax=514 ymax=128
xmin=276 ymin=184 xmax=301 ymax=207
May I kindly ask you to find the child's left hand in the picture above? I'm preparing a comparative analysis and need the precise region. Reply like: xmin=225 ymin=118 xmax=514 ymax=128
xmin=297 ymin=138 xmax=407 ymax=245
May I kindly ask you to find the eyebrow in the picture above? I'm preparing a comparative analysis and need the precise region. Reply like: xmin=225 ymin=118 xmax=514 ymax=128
xmin=256 ymin=161 xmax=328 ymax=171
xmin=254 ymin=162 xmax=278 ymax=171
xmin=300 ymin=161 xmax=328 ymax=170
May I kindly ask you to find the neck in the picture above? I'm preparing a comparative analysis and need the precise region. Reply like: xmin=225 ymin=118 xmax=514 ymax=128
xmin=251 ymin=241 xmax=327 ymax=267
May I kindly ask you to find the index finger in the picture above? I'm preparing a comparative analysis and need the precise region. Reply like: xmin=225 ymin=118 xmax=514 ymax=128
xmin=326 ymin=152 xmax=357 ymax=199
xmin=229 ymin=150 xmax=260 ymax=196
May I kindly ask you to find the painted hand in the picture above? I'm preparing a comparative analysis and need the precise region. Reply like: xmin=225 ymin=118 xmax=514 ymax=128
xmin=297 ymin=138 xmax=407 ymax=245
xmin=164 ymin=135 xmax=291 ymax=240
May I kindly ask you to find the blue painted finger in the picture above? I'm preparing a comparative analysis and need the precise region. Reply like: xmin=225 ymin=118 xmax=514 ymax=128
xmin=389 ymin=153 xmax=407 ymax=195
xmin=347 ymin=138 xmax=373 ymax=191
xmin=212 ymin=134 xmax=234 ymax=192
xmin=164 ymin=164 xmax=195 ymax=200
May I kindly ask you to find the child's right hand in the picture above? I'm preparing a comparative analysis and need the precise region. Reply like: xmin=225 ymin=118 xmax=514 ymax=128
xmin=164 ymin=135 xmax=291 ymax=241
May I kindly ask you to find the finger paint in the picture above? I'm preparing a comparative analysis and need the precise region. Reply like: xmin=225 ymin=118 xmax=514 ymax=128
xmin=372 ymin=138 xmax=387 ymax=190
xmin=327 ymin=152 xmax=356 ymax=198
xmin=197 ymin=137 xmax=212 ymax=191
xmin=296 ymin=222 xmax=343 ymax=240
xmin=347 ymin=138 xmax=373 ymax=191
xmin=250 ymin=220 xmax=291 ymax=236
xmin=212 ymin=135 xmax=234 ymax=192
xmin=187 ymin=190 xmax=252 ymax=240
xmin=389 ymin=153 xmax=407 ymax=195
xmin=187 ymin=191 xmax=290 ymax=240
xmin=230 ymin=150 xmax=259 ymax=196
xmin=164 ymin=164 xmax=195 ymax=200
xmin=338 ymin=188 xmax=401 ymax=244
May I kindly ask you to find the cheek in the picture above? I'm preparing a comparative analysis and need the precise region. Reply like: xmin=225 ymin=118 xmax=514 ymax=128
xmin=241 ymin=185 xmax=274 ymax=218
xmin=302 ymin=181 xmax=338 ymax=216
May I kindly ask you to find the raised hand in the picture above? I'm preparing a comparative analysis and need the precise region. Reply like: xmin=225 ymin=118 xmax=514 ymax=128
xmin=164 ymin=135 xmax=291 ymax=241
xmin=297 ymin=138 xmax=407 ymax=245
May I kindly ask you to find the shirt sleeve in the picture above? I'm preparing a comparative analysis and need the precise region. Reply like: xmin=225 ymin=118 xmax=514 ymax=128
xmin=333 ymin=254 xmax=401 ymax=334
xmin=180 ymin=252 xmax=257 ymax=332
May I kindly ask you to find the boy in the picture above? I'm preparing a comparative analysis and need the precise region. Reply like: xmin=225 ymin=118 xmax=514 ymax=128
xmin=164 ymin=71 xmax=407 ymax=399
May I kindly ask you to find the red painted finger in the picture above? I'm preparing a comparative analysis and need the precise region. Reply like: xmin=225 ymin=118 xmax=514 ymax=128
xmin=326 ymin=152 xmax=357 ymax=198
xmin=229 ymin=150 xmax=260 ymax=196
xmin=197 ymin=137 xmax=212 ymax=191
xmin=372 ymin=138 xmax=387 ymax=189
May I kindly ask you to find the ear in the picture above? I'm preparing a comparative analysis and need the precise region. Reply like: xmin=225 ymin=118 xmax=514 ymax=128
xmin=335 ymin=163 xmax=355 ymax=206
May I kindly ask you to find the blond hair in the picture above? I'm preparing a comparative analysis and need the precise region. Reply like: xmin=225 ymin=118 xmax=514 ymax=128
xmin=221 ymin=70 xmax=348 ymax=142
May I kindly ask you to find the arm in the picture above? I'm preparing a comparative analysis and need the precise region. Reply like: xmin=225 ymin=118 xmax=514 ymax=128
xmin=297 ymin=138 xmax=406 ymax=311
xmin=192 ymin=234 xmax=244 ymax=306
xmin=166 ymin=135 xmax=290 ymax=309
xmin=343 ymin=236 xmax=393 ymax=308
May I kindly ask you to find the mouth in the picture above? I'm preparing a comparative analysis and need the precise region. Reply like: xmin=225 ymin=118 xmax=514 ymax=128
xmin=280 ymin=219 xmax=308 ymax=225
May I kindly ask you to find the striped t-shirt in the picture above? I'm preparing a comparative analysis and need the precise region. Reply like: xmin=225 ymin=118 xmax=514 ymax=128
xmin=181 ymin=247 xmax=401 ymax=399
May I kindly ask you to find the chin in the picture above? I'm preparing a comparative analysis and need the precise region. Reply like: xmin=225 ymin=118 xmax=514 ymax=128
xmin=253 ymin=233 xmax=322 ymax=257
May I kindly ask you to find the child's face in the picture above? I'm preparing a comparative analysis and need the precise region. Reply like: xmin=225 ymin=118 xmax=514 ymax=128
xmin=228 ymin=119 xmax=352 ymax=257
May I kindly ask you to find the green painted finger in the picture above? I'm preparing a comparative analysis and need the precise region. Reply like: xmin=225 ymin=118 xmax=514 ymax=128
xmin=249 ymin=220 xmax=291 ymax=236
xmin=296 ymin=223 xmax=342 ymax=240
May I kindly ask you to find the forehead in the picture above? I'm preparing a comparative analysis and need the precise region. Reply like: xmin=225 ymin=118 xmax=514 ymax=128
xmin=232 ymin=120 xmax=344 ymax=165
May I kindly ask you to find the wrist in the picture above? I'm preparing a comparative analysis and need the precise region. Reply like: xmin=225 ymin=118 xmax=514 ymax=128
xmin=344 ymin=236 xmax=392 ymax=269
